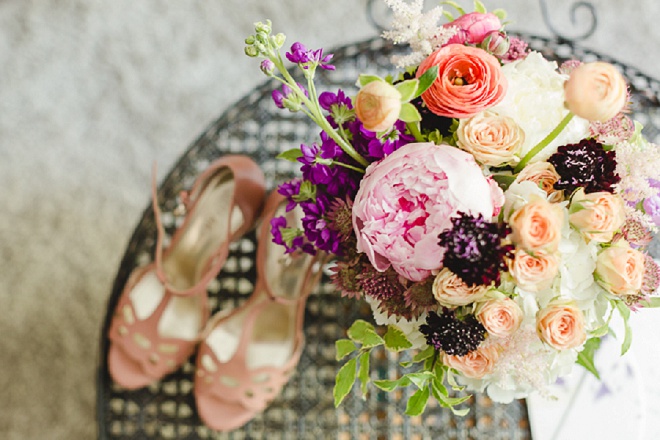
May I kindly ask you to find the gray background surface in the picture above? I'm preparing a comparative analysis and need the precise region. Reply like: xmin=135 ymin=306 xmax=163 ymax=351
xmin=1 ymin=1 xmax=658 ymax=438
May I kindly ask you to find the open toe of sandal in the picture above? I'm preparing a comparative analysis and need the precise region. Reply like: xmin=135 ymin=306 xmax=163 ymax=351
xmin=193 ymin=192 xmax=326 ymax=432
xmin=107 ymin=155 xmax=266 ymax=390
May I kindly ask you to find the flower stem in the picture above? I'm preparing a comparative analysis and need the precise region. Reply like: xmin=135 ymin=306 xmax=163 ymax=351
xmin=514 ymin=112 xmax=575 ymax=173
xmin=272 ymin=52 xmax=369 ymax=169
xmin=333 ymin=160 xmax=366 ymax=174
xmin=406 ymin=122 xmax=426 ymax=143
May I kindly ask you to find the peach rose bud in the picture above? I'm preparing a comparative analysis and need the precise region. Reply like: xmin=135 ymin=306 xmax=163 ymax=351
xmin=432 ymin=268 xmax=489 ymax=307
xmin=564 ymin=62 xmax=627 ymax=122
xmin=477 ymin=297 xmax=523 ymax=338
xmin=509 ymin=197 xmax=565 ymax=252
xmin=514 ymin=161 xmax=564 ymax=203
xmin=456 ymin=111 xmax=525 ymax=167
xmin=354 ymin=80 xmax=402 ymax=132
xmin=536 ymin=300 xmax=586 ymax=350
xmin=509 ymin=249 xmax=559 ymax=292
xmin=595 ymin=243 xmax=645 ymax=296
xmin=569 ymin=188 xmax=626 ymax=243
xmin=443 ymin=344 xmax=499 ymax=379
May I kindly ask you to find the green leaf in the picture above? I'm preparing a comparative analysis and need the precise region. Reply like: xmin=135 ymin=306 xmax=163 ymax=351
xmin=383 ymin=325 xmax=414 ymax=352
xmin=347 ymin=319 xmax=384 ymax=348
xmin=335 ymin=339 xmax=357 ymax=361
xmin=373 ymin=376 xmax=411 ymax=392
xmin=395 ymin=79 xmax=418 ymax=103
xmin=434 ymin=389 xmax=472 ymax=409
xmin=642 ymin=297 xmax=660 ymax=308
xmin=449 ymin=406 xmax=471 ymax=417
xmin=442 ymin=11 xmax=455 ymax=21
xmin=474 ymin=0 xmax=487 ymax=13
xmin=576 ymin=337 xmax=602 ymax=380
xmin=333 ymin=357 xmax=357 ymax=407
xmin=446 ymin=371 xmax=466 ymax=391
xmin=405 ymin=386 xmax=430 ymax=416
xmin=615 ymin=302 xmax=633 ymax=356
xmin=276 ymin=148 xmax=303 ymax=162
xmin=492 ymin=8 xmax=507 ymax=21
xmin=590 ymin=323 xmax=610 ymax=338
xmin=358 ymin=351 xmax=371 ymax=397
xmin=357 ymin=74 xmax=382 ymax=87
xmin=412 ymin=345 xmax=436 ymax=363
xmin=442 ymin=1 xmax=466 ymax=15
xmin=415 ymin=66 xmax=438 ymax=98
xmin=405 ymin=372 xmax=434 ymax=390
xmin=399 ymin=102 xmax=422 ymax=123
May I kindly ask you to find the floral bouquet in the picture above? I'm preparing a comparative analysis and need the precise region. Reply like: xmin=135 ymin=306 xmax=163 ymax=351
xmin=245 ymin=0 xmax=660 ymax=416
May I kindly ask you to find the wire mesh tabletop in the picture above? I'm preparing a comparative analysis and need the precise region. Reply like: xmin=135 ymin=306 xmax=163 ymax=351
xmin=97 ymin=34 xmax=660 ymax=439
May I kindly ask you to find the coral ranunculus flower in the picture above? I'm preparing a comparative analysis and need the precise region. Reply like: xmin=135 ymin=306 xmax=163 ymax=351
xmin=416 ymin=44 xmax=507 ymax=119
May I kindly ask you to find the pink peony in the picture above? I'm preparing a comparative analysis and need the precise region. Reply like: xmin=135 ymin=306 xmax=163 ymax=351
xmin=443 ymin=12 xmax=502 ymax=45
xmin=352 ymin=143 xmax=503 ymax=282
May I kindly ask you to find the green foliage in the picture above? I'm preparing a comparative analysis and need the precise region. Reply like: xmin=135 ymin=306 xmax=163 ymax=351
xmin=399 ymin=103 xmax=422 ymax=123
xmin=357 ymin=74 xmax=383 ymax=87
xmin=276 ymin=148 xmax=303 ymax=162
xmin=384 ymin=325 xmax=414 ymax=352
xmin=347 ymin=319 xmax=384 ymax=348
xmin=335 ymin=339 xmax=357 ymax=360
xmin=614 ymin=301 xmax=632 ymax=356
xmin=333 ymin=358 xmax=357 ymax=407
xmin=415 ymin=66 xmax=439 ymax=98
xmin=335 ymin=319 xmax=471 ymax=416
xmin=577 ymin=337 xmax=602 ymax=380
xmin=395 ymin=80 xmax=418 ymax=102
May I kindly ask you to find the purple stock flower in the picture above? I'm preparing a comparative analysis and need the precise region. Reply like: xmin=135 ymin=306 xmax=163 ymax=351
xmin=319 ymin=89 xmax=353 ymax=111
xmin=300 ymin=196 xmax=343 ymax=255
xmin=277 ymin=179 xmax=303 ymax=211
xmin=349 ymin=119 xmax=414 ymax=161
xmin=299 ymin=143 xmax=333 ymax=185
xmin=271 ymin=83 xmax=308 ymax=109
xmin=271 ymin=215 xmax=315 ymax=255
xmin=286 ymin=42 xmax=335 ymax=70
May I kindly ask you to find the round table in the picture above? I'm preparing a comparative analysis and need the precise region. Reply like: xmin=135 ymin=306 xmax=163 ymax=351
xmin=96 ymin=34 xmax=660 ymax=439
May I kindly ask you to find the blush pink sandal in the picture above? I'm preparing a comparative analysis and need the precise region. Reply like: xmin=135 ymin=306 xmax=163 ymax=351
xmin=107 ymin=155 xmax=266 ymax=390
xmin=193 ymin=192 xmax=326 ymax=432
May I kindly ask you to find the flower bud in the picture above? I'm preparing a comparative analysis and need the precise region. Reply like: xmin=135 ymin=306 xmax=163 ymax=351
xmin=244 ymin=46 xmax=259 ymax=58
xmin=244 ymin=35 xmax=255 ymax=45
xmin=260 ymin=59 xmax=275 ymax=75
xmin=481 ymin=31 xmax=510 ymax=56
xmin=272 ymin=33 xmax=286 ymax=49
xmin=354 ymin=80 xmax=401 ymax=132
xmin=254 ymin=20 xmax=272 ymax=34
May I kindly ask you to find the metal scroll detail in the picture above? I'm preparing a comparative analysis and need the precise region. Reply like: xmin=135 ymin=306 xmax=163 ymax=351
xmin=539 ymin=0 xmax=597 ymax=42
xmin=366 ymin=0 xmax=598 ymax=43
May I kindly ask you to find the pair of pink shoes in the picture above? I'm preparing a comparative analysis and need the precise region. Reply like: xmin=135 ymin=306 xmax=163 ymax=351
xmin=107 ymin=155 xmax=323 ymax=432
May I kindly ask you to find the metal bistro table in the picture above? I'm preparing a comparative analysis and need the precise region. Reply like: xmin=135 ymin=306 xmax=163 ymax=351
xmin=97 ymin=33 xmax=660 ymax=439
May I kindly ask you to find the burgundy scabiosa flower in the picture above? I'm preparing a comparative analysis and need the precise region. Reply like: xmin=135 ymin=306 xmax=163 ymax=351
xmin=419 ymin=310 xmax=486 ymax=356
xmin=548 ymin=139 xmax=620 ymax=194
xmin=438 ymin=212 xmax=513 ymax=287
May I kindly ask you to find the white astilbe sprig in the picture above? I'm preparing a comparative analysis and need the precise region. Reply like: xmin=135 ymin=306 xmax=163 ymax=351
xmin=614 ymin=139 xmax=660 ymax=203
xmin=382 ymin=0 xmax=457 ymax=68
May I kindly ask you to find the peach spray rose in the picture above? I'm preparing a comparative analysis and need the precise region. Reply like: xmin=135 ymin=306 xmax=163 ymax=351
xmin=354 ymin=80 xmax=402 ymax=132
xmin=564 ymin=62 xmax=627 ymax=122
xmin=536 ymin=300 xmax=586 ymax=350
